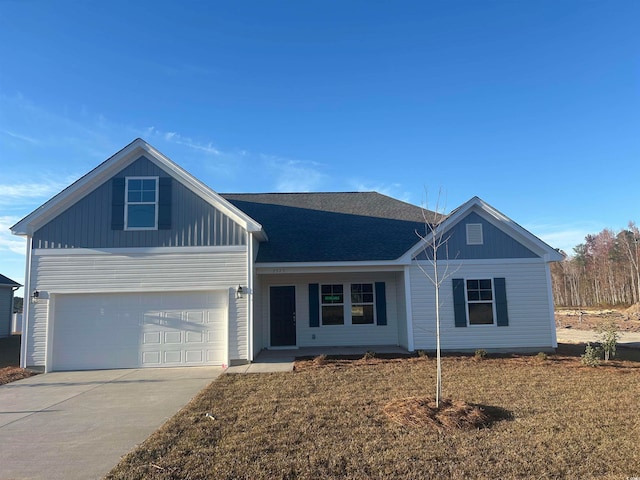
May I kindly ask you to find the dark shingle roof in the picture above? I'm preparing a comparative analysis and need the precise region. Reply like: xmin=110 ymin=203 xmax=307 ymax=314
xmin=0 ymin=274 xmax=21 ymax=287
xmin=222 ymin=192 xmax=440 ymax=263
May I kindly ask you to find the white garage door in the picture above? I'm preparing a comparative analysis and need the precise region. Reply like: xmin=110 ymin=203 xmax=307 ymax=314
xmin=51 ymin=291 xmax=227 ymax=371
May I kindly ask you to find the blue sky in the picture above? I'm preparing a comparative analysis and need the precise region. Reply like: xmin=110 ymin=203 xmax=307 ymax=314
xmin=1 ymin=0 xmax=639 ymax=294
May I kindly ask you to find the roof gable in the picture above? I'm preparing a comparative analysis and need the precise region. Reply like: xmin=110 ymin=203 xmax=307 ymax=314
xmin=405 ymin=196 xmax=564 ymax=262
xmin=11 ymin=139 xmax=264 ymax=239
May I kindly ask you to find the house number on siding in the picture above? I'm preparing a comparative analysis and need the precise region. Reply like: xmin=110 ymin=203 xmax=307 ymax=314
xmin=272 ymin=268 xmax=286 ymax=274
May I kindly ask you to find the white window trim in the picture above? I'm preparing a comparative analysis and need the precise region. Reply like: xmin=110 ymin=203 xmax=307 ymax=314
xmin=465 ymin=278 xmax=496 ymax=326
xmin=320 ymin=284 xmax=345 ymax=326
xmin=350 ymin=283 xmax=375 ymax=325
xmin=320 ymin=282 xmax=377 ymax=327
xmin=466 ymin=223 xmax=484 ymax=245
xmin=125 ymin=176 xmax=159 ymax=231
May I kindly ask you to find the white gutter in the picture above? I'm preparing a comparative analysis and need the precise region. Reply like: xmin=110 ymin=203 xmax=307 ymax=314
xmin=545 ymin=263 xmax=558 ymax=348
xmin=247 ymin=232 xmax=255 ymax=362
xmin=20 ymin=237 xmax=33 ymax=369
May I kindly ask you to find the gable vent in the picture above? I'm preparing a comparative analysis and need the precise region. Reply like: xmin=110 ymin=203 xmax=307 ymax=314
xmin=466 ymin=223 xmax=483 ymax=245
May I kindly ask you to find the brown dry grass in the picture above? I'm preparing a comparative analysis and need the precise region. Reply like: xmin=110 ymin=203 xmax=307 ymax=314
xmin=107 ymin=348 xmax=640 ymax=480
xmin=0 ymin=335 xmax=37 ymax=385
xmin=0 ymin=366 xmax=37 ymax=385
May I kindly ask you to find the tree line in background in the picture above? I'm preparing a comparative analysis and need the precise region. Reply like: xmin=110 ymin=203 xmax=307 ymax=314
xmin=550 ymin=222 xmax=640 ymax=307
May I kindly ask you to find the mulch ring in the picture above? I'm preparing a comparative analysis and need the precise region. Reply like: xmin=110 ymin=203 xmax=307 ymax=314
xmin=0 ymin=367 xmax=38 ymax=386
xmin=383 ymin=397 xmax=498 ymax=432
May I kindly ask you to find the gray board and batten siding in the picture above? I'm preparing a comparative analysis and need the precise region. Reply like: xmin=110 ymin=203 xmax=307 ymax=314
xmin=414 ymin=212 xmax=539 ymax=261
xmin=33 ymin=156 xmax=247 ymax=249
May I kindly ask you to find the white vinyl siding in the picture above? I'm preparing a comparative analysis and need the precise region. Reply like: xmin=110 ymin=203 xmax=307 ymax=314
xmin=25 ymin=248 xmax=248 ymax=367
xmin=258 ymin=271 xmax=401 ymax=348
xmin=410 ymin=260 xmax=555 ymax=350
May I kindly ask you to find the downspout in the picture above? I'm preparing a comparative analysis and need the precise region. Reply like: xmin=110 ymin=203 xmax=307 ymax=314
xmin=20 ymin=236 xmax=33 ymax=369
xmin=544 ymin=257 xmax=558 ymax=349
xmin=247 ymin=231 xmax=254 ymax=362
xmin=404 ymin=265 xmax=415 ymax=351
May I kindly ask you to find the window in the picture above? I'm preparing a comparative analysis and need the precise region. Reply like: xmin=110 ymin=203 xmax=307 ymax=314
xmin=126 ymin=177 xmax=158 ymax=230
xmin=321 ymin=284 xmax=344 ymax=325
xmin=351 ymin=283 xmax=374 ymax=324
xmin=466 ymin=223 xmax=483 ymax=245
xmin=466 ymin=279 xmax=494 ymax=325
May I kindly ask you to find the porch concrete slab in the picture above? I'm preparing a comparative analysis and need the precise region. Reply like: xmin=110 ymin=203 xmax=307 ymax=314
xmin=0 ymin=366 xmax=222 ymax=480
xmin=225 ymin=345 xmax=409 ymax=374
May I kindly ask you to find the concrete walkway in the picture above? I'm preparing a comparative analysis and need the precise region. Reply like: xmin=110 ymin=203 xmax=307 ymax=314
xmin=0 ymin=367 xmax=222 ymax=480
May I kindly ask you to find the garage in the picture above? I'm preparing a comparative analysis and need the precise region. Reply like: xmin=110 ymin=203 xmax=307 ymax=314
xmin=50 ymin=291 xmax=228 ymax=371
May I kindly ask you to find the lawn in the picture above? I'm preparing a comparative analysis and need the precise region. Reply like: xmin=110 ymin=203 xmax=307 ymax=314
xmin=107 ymin=346 xmax=640 ymax=480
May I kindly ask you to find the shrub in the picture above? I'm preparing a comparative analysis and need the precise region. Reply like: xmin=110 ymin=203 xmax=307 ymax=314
xmin=474 ymin=349 xmax=487 ymax=360
xmin=597 ymin=321 xmax=619 ymax=361
xmin=536 ymin=352 xmax=548 ymax=362
xmin=362 ymin=350 xmax=376 ymax=360
xmin=313 ymin=354 xmax=328 ymax=366
xmin=581 ymin=343 xmax=602 ymax=367
xmin=416 ymin=349 xmax=428 ymax=358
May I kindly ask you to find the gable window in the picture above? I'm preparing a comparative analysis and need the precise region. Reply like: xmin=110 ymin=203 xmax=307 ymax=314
xmin=321 ymin=284 xmax=344 ymax=325
xmin=466 ymin=279 xmax=494 ymax=325
xmin=126 ymin=177 xmax=158 ymax=230
xmin=351 ymin=283 xmax=375 ymax=324
xmin=466 ymin=223 xmax=483 ymax=245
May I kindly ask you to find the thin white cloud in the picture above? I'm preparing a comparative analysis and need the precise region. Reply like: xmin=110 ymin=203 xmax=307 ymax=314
xmin=0 ymin=177 xmax=76 ymax=205
xmin=144 ymin=127 xmax=222 ymax=156
xmin=0 ymin=93 xmax=122 ymax=161
xmin=0 ymin=216 xmax=26 ymax=255
xmin=1 ymin=129 xmax=40 ymax=145
xmin=350 ymin=180 xmax=414 ymax=203
xmin=263 ymin=155 xmax=327 ymax=192
xmin=524 ymin=221 xmax=600 ymax=255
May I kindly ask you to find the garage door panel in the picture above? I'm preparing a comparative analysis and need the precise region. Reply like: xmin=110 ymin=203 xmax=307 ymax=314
xmin=52 ymin=291 xmax=227 ymax=370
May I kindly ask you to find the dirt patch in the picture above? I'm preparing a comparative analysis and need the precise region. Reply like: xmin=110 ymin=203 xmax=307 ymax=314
xmin=555 ymin=306 xmax=640 ymax=332
xmin=0 ymin=366 xmax=37 ymax=385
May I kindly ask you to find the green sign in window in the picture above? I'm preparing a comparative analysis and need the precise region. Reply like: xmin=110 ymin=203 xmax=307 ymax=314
xmin=323 ymin=295 xmax=342 ymax=302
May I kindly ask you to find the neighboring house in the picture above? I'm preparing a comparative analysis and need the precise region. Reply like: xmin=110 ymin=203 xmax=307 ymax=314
xmin=11 ymin=139 xmax=563 ymax=372
xmin=0 ymin=274 xmax=21 ymax=338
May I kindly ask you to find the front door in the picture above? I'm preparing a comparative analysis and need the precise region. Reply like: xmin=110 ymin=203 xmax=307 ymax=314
xmin=270 ymin=286 xmax=296 ymax=347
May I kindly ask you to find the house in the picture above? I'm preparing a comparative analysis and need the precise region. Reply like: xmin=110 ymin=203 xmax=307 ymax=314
xmin=11 ymin=139 xmax=563 ymax=372
xmin=0 ymin=274 xmax=21 ymax=338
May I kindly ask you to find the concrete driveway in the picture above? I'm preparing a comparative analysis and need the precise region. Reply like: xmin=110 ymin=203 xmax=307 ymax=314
xmin=0 ymin=367 xmax=222 ymax=480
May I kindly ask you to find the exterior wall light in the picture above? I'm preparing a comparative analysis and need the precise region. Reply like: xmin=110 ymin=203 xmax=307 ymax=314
xmin=236 ymin=285 xmax=244 ymax=299
xmin=32 ymin=290 xmax=40 ymax=303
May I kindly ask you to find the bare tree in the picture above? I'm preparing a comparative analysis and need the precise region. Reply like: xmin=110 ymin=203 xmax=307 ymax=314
xmin=414 ymin=190 xmax=460 ymax=408
xmin=550 ymin=221 xmax=640 ymax=307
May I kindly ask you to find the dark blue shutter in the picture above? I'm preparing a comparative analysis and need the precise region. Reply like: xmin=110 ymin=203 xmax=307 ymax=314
xmin=375 ymin=282 xmax=387 ymax=326
xmin=309 ymin=284 xmax=319 ymax=328
xmin=452 ymin=278 xmax=467 ymax=327
xmin=111 ymin=178 xmax=125 ymax=230
xmin=494 ymin=277 xmax=509 ymax=326
xmin=158 ymin=177 xmax=172 ymax=230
